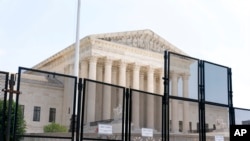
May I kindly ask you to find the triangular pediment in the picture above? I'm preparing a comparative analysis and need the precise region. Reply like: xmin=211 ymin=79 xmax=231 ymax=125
xmin=90 ymin=29 xmax=187 ymax=55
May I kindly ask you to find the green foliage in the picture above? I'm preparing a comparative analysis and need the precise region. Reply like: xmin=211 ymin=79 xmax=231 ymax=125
xmin=0 ymin=99 xmax=26 ymax=141
xmin=44 ymin=122 xmax=67 ymax=133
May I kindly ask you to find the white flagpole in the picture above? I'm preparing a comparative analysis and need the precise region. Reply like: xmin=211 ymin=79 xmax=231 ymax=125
xmin=74 ymin=0 xmax=81 ymax=77
xmin=74 ymin=0 xmax=81 ymax=113
xmin=74 ymin=0 xmax=81 ymax=137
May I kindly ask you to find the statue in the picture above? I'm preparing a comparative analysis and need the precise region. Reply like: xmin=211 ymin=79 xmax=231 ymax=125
xmin=113 ymin=104 xmax=123 ymax=120
xmin=215 ymin=118 xmax=226 ymax=131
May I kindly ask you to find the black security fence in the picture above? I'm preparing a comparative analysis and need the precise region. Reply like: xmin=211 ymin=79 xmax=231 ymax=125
xmin=14 ymin=67 xmax=77 ymax=141
xmin=0 ymin=71 xmax=9 ymax=141
xmin=0 ymin=51 xmax=245 ymax=141
xmin=129 ymin=89 xmax=164 ymax=141
xmin=167 ymin=52 xmax=234 ymax=141
xmin=167 ymin=52 xmax=200 ymax=141
xmin=78 ymin=79 xmax=166 ymax=141
xmin=80 ymin=79 xmax=126 ymax=141
xmin=234 ymin=108 xmax=250 ymax=125
xmin=78 ymin=65 xmax=204 ymax=141
xmin=203 ymin=61 xmax=232 ymax=141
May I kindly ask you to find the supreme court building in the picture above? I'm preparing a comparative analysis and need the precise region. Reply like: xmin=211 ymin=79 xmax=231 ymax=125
xmin=18 ymin=29 xmax=229 ymax=138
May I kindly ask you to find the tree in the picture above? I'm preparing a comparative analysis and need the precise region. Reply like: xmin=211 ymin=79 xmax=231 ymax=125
xmin=0 ymin=99 xmax=26 ymax=141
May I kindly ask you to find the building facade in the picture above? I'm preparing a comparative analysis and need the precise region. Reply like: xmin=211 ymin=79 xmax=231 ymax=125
xmin=18 ymin=29 xmax=228 ymax=136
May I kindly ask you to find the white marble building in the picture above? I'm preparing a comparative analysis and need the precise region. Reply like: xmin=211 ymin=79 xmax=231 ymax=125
xmin=18 ymin=29 xmax=229 ymax=138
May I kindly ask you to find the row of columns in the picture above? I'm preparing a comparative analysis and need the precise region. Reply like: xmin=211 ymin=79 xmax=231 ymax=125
xmin=170 ymin=73 xmax=190 ymax=133
xmin=80 ymin=56 xmax=190 ymax=133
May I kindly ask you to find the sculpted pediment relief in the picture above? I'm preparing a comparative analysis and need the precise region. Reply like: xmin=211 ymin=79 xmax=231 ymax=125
xmin=91 ymin=29 xmax=186 ymax=55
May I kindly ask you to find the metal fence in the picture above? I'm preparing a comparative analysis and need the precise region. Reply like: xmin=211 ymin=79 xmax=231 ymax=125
xmin=15 ymin=67 xmax=77 ymax=141
xmin=166 ymin=52 xmax=233 ymax=141
xmin=0 ymin=51 xmax=247 ymax=141
xmin=80 ymin=79 xmax=126 ymax=141
xmin=0 ymin=71 xmax=9 ymax=141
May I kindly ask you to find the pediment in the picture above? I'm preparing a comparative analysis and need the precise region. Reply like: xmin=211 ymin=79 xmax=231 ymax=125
xmin=90 ymin=29 xmax=187 ymax=55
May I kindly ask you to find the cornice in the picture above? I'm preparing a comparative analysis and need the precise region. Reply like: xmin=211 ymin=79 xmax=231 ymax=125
xmin=91 ymin=38 xmax=163 ymax=60
xmin=33 ymin=37 xmax=92 ymax=70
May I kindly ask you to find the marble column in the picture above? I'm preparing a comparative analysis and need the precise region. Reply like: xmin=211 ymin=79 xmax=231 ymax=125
xmin=139 ymin=73 xmax=144 ymax=91
xmin=118 ymin=61 xmax=127 ymax=105
xmin=96 ymin=64 xmax=103 ymax=81
xmin=103 ymin=59 xmax=112 ymax=120
xmin=182 ymin=74 xmax=190 ymax=133
xmin=95 ymin=64 xmax=103 ymax=121
xmin=126 ymin=70 xmax=131 ymax=88
xmin=171 ymin=72 xmax=179 ymax=133
xmin=139 ymin=73 xmax=145 ymax=127
xmin=112 ymin=68 xmax=118 ymax=108
xmin=87 ymin=57 xmax=97 ymax=122
xmin=88 ymin=57 xmax=97 ymax=79
xmin=132 ymin=64 xmax=140 ymax=129
xmin=147 ymin=66 xmax=154 ymax=129
xmin=80 ymin=60 xmax=88 ymax=78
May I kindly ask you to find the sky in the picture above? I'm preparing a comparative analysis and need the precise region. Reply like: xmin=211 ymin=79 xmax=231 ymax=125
xmin=0 ymin=0 xmax=250 ymax=109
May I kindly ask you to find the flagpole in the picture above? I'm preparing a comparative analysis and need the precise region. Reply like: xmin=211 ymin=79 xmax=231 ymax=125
xmin=74 ymin=0 xmax=81 ymax=140
xmin=74 ymin=0 xmax=81 ymax=77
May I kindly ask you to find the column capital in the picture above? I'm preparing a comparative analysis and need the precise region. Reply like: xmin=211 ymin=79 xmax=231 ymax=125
xmin=118 ymin=60 xmax=127 ymax=68
xmin=80 ymin=59 xmax=88 ymax=64
xmin=170 ymin=72 xmax=179 ymax=79
xmin=181 ymin=73 xmax=190 ymax=80
xmin=140 ymin=72 xmax=145 ymax=77
xmin=132 ymin=63 xmax=140 ymax=71
xmin=157 ymin=68 xmax=163 ymax=75
xmin=104 ymin=58 xmax=113 ymax=66
xmin=146 ymin=66 xmax=154 ymax=74
xmin=88 ymin=56 xmax=98 ymax=63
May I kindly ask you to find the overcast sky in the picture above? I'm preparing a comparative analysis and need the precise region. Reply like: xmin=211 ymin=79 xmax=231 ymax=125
xmin=0 ymin=0 xmax=250 ymax=109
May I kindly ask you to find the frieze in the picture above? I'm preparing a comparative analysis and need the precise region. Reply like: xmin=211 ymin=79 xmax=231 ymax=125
xmin=96 ymin=30 xmax=186 ymax=55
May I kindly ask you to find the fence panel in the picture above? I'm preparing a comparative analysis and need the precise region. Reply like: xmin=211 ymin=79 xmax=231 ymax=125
xmin=168 ymin=52 xmax=199 ymax=100
xmin=168 ymin=52 xmax=200 ymax=141
xmin=15 ymin=67 xmax=77 ymax=141
xmin=205 ymin=104 xmax=230 ymax=141
xmin=129 ymin=90 xmax=163 ymax=141
xmin=0 ymin=71 xmax=9 ymax=141
xmin=169 ymin=99 xmax=199 ymax=141
xmin=204 ymin=62 xmax=229 ymax=105
xmin=81 ymin=79 xmax=126 ymax=141
xmin=235 ymin=108 xmax=250 ymax=125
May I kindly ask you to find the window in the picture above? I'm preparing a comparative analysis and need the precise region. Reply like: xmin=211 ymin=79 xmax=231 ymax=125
xmin=197 ymin=122 xmax=200 ymax=132
xmin=179 ymin=121 xmax=183 ymax=132
xmin=19 ymin=105 xmax=24 ymax=117
xmin=205 ymin=123 xmax=209 ymax=131
xmin=33 ymin=106 xmax=41 ymax=121
xmin=189 ymin=122 xmax=192 ymax=132
xmin=49 ymin=108 xmax=56 ymax=122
